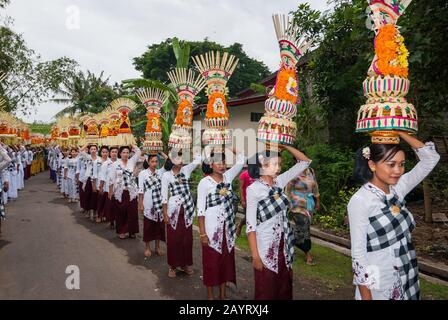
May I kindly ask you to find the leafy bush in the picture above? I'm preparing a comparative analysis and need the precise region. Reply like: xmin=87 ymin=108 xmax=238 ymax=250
xmin=429 ymin=162 xmax=448 ymax=205
xmin=317 ymin=187 xmax=357 ymax=231
xmin=281 ymin=143 xmax=355 ymax=230
xmin=303 ymin=144 xmax=355 ymax=212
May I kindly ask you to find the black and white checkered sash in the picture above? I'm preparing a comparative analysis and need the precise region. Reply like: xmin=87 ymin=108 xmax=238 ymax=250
xmin=206 ymin=182 xmax=237 ymax=249
xmin=366 ymin=195 xmax=419 ymax=300
xmin=143 ymin=174 xmax=163 ymax=215
xmin=256 ymin=186 xmax=295 ymax=268
xmin=168 ymin=172 xmax=195 ymax=222
xmin=119 ymin=165 xmax=138 ymax=191
xmin=86 ymin=158 xmax=94 ymax=178
xmin=68 ymin=161 xmax=76 ymax=172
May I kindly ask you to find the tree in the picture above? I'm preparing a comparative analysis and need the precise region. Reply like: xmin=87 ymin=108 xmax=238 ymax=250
xmin=290 ymin=0 xmax=448 ymax=148
xmin=52 ymin=70 xmax=122 ymax=118
xmin=0 ymin=20 xmax=77 ymax=115
xmin=125 ymin=38 xmax=192 ymax=148
xmin=133 ymin=38 xmax=270 ymax=97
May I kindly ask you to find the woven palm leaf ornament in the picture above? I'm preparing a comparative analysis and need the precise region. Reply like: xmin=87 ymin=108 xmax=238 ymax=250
xmin=356 ymin=0 xmax=415 ymax=144
xmin=67 ymin=116 xmax=81 ymax=146
xmin=0 ymin=112 xmax=16 ymax=144
xmin=79 ymin=114 xmax=99 ymax=145
xmin=136 ymin=87 xmax=167 ymax=155
xmin=94 ymin=112 xmax=110 ymax=147
xmin=167 ymin=67 xmax=206 ymax=150
xmin=56 ymin=117 xmax=71 ymax=147
xmin=193 ymin=51 xmax=239 ymax=149
xmin=257 ymin=13 xmax=312 ymax=150
xmin=107 ymin=98 xmax=138 ymax=147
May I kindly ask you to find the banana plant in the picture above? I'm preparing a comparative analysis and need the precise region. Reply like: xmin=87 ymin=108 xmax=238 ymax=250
xmin=172 ymin=37 xmax=190 ymax=68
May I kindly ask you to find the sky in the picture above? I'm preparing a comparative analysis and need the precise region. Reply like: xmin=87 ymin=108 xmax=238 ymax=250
xmin=5 ymin=0 xmax=329 ymax=123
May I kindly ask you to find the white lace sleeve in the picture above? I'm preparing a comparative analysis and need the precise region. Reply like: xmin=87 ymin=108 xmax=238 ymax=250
xmin=245 ymin=184 xmax=258 ymax=234
xmin=276 ymin=160 xmax=311 ymax=189
xmin=348 ymin=194 xmax=376 ymax=289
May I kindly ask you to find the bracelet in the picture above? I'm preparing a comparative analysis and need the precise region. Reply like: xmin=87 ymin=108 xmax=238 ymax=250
xmin=199 ymin=234 xmax=207 ymax=238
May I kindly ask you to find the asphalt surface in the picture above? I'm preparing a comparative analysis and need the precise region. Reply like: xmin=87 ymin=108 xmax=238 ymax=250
xmin=0 ymin=171 xmax=352 ymax=300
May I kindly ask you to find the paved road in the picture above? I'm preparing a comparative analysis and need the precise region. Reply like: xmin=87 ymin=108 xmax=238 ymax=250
xmin=0 ymin=172 xmax=351 ymax=300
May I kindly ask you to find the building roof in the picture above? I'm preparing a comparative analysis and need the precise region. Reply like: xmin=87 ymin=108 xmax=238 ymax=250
xmin=193 ymin=53 xmax=311 ymax=115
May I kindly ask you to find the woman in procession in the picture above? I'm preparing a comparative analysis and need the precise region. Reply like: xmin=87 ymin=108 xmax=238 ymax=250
xmin=93 ymin=146 xmax=109 ymax=223
xmin=161 ymin=149 xmax=201 ymax=278
xmin=108 ymin=145 xmax=141 ymax=239
xmin=197 ymin=148 xmax=246 ymax=300
xmin=348 ymin=132 xmax=440 ymax=300
xmin=59 ymin=147 xmax=69 ymax=199
xmin=246 ymin=145 xmax=311 ymax=300
xmin=99 ymin=146 xmax=119 ymax=229
xmin=7 ymin=147 xmax=18 ymax=201
xmin=75 ymin=146 xmax=87 ymax=215
xmin=79 ymin=145 xmax=99 ymax=220
xmin=138 ymin=152 xmax=167 ymax=258
xmin=64 ymin=147 xmax=79 ymax=203
xmin=0 ymin=143 xmax=12 ymax=235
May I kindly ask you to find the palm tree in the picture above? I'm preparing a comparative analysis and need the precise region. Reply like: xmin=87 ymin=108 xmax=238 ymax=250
xmin=51 ymin=70 xmax=111 ymax=118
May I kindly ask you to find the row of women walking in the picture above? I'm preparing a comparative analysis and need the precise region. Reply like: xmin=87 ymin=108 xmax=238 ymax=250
xmin=46 ymin=131 xmax=440 ymax=300
xmin=0 ymin=143 xmax=45 ymax=235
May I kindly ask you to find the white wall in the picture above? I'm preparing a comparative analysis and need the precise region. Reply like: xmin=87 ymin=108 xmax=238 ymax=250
xmin=192 ymin=101 xmax=266 ymax=163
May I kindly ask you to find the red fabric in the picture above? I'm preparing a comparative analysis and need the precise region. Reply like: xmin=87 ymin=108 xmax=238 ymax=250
xmin=254 ymin=237 xmax=292 ymax=300
xmin=239 ymin=170 xmax=255 ymax=203
xmin=202 ymin=226 xmax=236 ymax=287
xmin=84 ymin=178 xmax=98 ymax=211
xmin=115 ymin=190 xmax=139 ymax=235
xmin=143 ymin=216 xmax=166 ymax=242
xmin=166 ymin=207 xmax=193 ymax=268
xmin=104 ymin=195 xmax=115 ymax=223
xmin=25 ymin=165 xmax=31 ymax=180
xmin=97 ymin=192 xmax=108 ymax=218
xmin=79 ymin=181 xmax=86 ymax=210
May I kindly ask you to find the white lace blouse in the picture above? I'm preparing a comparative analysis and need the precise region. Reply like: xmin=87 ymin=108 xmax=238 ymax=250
xmin=138 ymin=167 xmax=166 ymax=220
xmin=64 ymin=157 xmax=78 ymax=180
xmin=246 ymin=160 xmax=311 ymax=273
xmin=93 ymin=158 xmax=107 ymax=189
xmin=196 ymin=154 xmax=246 ymax=253
xmin=161 ymin=154 xmax=202 ymax=229
xmin=108 ymin=147 xmax=142 ymax=202
xmin=348 ymin=142 xmax=440 ymax=299
xmin=99 ymin=158 xmax=116 ymax=192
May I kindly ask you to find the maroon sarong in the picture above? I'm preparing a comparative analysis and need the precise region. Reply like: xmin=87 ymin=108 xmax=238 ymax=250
xmin=97 ymin=192 xmax=108 ymax=219
xmin=83 ymin=178 xmax=98 ymax=211
xmin=166 ymin=207 xmax=193 ymax=268
xmin=143 ymin=216 xmax=166 ymax=242
xmin=202 ymin=225 xmax=236 ymax=287
xmin=79 ymin=181 xmax=86 ymax=210
xmin=104 ymin=195 xmax=114 ymax=223
xmin=115 ymin=190 xmax=139 ymax=235
xmin=254 ymin=236 xmax=292 ymax=300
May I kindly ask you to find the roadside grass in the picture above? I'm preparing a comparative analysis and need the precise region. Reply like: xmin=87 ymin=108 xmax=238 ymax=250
xmin=234 ymin=224 xmax=448 ymax=299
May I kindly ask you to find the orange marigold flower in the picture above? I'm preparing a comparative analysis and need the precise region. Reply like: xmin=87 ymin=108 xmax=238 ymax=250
xmin=375 ymin=24 xmax=408 ymax=78
xmin=174 ymin=99 xmax=193 ymax=126
xmin=206 ymin=92 xmax=229 ymax=119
